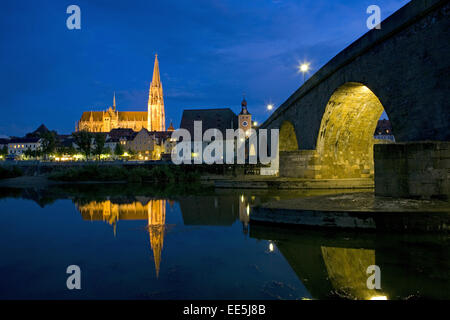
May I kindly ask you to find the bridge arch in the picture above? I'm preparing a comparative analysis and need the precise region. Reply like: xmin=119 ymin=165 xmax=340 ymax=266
xmin=315 ymin=82 xmax=387 ymax=179
xmin=279 ymin=121 xmax=299 ymax=151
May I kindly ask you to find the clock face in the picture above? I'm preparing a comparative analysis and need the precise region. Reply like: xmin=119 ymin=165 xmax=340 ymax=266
xmin=242 ymin=121 xmax=248 ymax=127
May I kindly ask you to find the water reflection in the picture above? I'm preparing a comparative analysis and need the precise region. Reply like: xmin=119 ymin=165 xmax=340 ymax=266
xmin=73 ymin=193 xmax=257 ymax=279
xmin=76 ymin=199 xmax=167 ymax=277
xmin=1 ymin=185 xmax=448 ymax=299
xmin=250 ymin=225 xmax=450 ymax=300
xmin=72 ymin=192 xmax=269 ymax=278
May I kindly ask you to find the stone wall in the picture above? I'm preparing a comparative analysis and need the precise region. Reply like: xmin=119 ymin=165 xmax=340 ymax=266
xmin=374 ymin=141 xmax=450 ymax=199
xmin=279 ymin=151 xmax=318 ymax=178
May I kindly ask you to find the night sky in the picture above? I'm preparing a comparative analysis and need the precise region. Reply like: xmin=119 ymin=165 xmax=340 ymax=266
xmin=0 ymin=0 xmax=408 ymax=137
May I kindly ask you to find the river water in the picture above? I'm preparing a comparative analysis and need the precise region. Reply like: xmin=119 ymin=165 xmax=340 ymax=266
xmin=0 ymin=184 xmax=448 ymax=300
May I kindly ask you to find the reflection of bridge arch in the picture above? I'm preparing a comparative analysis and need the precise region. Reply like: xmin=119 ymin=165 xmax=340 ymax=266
xmin=250 ymin=225 xmax=450 ymax=300
xmin=315 ymin=83 xmax=386 ymax=179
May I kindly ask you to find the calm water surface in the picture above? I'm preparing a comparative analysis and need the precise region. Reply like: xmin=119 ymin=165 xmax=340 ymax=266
xmin=0 ymin=185 xmax=448 ymax=300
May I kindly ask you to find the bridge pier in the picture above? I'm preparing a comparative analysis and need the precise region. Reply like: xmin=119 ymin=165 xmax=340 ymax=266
xmin=374 ymin=141 xmax=450 ymax=200
xmin=279 ymin=151 xmax=318 ymax=179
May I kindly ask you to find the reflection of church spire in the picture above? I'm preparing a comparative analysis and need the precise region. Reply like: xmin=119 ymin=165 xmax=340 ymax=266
xmin=147 ymin=200 xmax=166 ymax=278
xmin=75 ymin=199 xmax=167 ymax=277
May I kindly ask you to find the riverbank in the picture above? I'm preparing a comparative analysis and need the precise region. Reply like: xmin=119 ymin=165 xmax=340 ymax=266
xmin=250 ymin=192 xmax=450 ymax=232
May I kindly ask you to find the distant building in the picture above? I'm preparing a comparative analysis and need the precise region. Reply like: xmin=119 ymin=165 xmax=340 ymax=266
xmin=25 ymin=124 xmax=51 ymax=138
xmin=177 ymin=99 xmax=253 ymax=163
xmin=179 ymin=98 xmax=252 ymax=139
xmin=374 ymin=119 xmax=395 ymax=142
xmin=103 ymin=128 xmax=174 ymax=160
xmin=238 ymin=98 xmax=252 ymax=135
xmin=8 ymin=137 xmax=41 ymax=156
xmin=57 ymin=134 xmax=76 ymax=149
xmin=76 ymin=55 xmax=165 ymax=133
xmin=180 ymin=108 xmax=239 ymax=139
xmin=104 ymin=128 xmax=136 ymax=152
xmin=126 ymin=129 xmax=156 ymax=157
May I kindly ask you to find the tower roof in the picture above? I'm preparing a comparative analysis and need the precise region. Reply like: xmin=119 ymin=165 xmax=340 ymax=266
xmin=151 ymin=54 xmax=161 ymax=87
xmin=239 ymin=97 xmax=251 ymax=115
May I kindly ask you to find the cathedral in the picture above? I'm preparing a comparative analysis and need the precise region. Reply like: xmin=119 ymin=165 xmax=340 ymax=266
xmin=76 ymin=55 xmax=165 ymax=133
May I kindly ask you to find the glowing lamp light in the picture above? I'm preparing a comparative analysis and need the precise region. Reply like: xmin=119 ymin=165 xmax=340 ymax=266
xmin=253 ymin=121 xmax=258 ymax=126
xmin=268 ymin=242 xmax=274 ymax=252
xmin=299 ymin=63 xmax=310 ymax=73
xmin=246 ymin=204 xmax=250 ymax=216
xmin=267 ymin=104 xmax=274 ymax=111
xmin=241 ymin=195 xmax=244 ymax=203
xmin=370 ymin=296 xmax=388 ymax=300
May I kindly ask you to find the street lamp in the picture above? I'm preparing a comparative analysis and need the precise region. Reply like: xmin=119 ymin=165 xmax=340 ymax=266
xmin=298 ymin=62 xmax=310 ymax=84
xmin=267 ymin=104 xmax=274 ymax=111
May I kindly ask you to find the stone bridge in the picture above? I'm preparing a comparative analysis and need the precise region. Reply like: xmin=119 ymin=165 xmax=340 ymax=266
xmin=261 ymin=0 xmax=449 ymax=199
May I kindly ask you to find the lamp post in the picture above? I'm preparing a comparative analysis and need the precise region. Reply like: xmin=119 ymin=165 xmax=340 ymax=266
xmin=299 ymin=63 xmax=310 ymax=84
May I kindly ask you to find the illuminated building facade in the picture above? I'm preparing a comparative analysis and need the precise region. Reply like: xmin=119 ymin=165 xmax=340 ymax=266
xmin=76 ymin=55 xmax=165 ymax=133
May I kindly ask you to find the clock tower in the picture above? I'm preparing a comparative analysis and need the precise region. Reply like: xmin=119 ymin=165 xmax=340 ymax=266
xmin=238 ymin=97 xmax=252 ymax=134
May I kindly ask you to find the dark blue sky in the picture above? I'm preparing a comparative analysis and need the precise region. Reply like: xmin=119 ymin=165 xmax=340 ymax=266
xmin=0 ymin=0 xmax=408 ymax=136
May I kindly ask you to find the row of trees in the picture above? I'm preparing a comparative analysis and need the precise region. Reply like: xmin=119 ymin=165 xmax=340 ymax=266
xmin=2 ymin=130 xmax=139 ymax=161
xmin=72 ymin=131 xmax=134 ymax=160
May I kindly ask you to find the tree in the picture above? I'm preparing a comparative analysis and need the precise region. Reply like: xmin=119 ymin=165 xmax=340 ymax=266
xmin=127 ymin=148 xmax=136 ymax=159
xmin=93 ymin=133 xmax=106 ymax=160
xmin=73 ymin=130 xmax=92 ymax=160
xmin=103 ymin=146 xmax=111 ymax=156
xmin=66 ymin=145 xmax=77 ymax=156
xmin=40 ymin=131 xmax=57 ymax=158
xmin=114 ymin=143 xmax=124 ymax=157
xmin=55 ymin=147 xmax=65 ymax=158
xmin=0 ymin=146 xmax=7 ymax=157
xmin=24 ymin=147 xmax=34 ymax=159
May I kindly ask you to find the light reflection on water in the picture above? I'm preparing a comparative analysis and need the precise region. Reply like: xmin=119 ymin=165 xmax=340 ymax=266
xmin=0 ymin=185 xmax=448 ymax=300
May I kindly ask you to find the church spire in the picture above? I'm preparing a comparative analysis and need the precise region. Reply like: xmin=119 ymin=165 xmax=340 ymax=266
xmin=113 ymin=92 xmax=116 ymax=111
xmin=152 ymin=54 xmax=161 ymax=87
xmin=148 ymin=54 xmax=165 ymax=132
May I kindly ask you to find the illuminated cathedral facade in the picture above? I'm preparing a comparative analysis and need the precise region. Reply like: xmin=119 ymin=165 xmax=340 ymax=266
xmin=76 ymin=55 xmax=165 ymax=133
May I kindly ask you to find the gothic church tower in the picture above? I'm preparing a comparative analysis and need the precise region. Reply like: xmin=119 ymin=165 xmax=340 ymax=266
xmin=148 ymin=54 xmax=165 ymax=131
